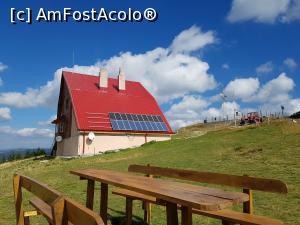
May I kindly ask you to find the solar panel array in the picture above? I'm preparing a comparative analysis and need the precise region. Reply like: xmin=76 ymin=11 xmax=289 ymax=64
xmin=109 ymin=112 xmax=168 ymax=132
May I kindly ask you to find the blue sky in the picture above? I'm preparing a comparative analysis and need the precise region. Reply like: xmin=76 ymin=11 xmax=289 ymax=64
xmin=0 ymin=0 xmax=299 ymax=149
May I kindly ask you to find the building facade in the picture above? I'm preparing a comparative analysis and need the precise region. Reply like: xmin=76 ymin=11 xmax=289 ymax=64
xmin=52 ymin=69 xmax=173 ymax=156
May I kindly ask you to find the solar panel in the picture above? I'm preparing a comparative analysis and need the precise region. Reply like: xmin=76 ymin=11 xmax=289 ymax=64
xmin=109 ymin=113 xmax=169 ymax=132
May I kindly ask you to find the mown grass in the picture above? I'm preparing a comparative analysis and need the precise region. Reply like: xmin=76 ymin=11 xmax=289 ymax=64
xmin=0 ymin=120 xmax=299 ymax=225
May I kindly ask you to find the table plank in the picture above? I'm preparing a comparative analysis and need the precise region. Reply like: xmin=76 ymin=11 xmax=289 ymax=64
xmin=70 ymin=169 xmax=249 ymax=211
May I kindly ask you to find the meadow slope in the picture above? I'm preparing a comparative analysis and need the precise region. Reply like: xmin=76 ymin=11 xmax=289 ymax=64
xmin=0 ymin=120 xmax=299 ymax=225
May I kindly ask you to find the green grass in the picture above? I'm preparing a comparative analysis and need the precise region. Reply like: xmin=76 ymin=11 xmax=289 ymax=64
xmin=0 ymin=120 xmax=299 ymax=225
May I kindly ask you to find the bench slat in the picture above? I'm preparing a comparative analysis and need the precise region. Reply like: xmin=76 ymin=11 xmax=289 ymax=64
xmin=14 ymin=174 xmax=104 ymax=225
xmin=64 ymin=197 xmax=104 ymax=225
xmin=192 ymin=209 xmax=284 ymax=225
xmin=113 ymin=189 xmax=284 ymax=225
xmin=21 ymin=175 xmax=62 ymax=204
xmin=30 ymin=197 xmax=53 ymax=222
xmin=128 ymin=165 xmax=288 ymax=193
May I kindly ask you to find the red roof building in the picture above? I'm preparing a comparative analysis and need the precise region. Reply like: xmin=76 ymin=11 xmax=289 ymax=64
xmin=53 ymin=69 xmax=173 ymax=156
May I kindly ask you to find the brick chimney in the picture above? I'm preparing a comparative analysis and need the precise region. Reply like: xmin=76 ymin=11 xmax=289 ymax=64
xmin=118 ymin=67 xmax=126 ymax=91
xmin=99 ymin=68 xmax=108 ymax=88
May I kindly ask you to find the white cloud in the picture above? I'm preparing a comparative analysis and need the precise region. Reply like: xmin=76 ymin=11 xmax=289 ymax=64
xmin=0 ymin=69 xmax=62 ymax=108
xmin=0 ymin=62 xmax=8 ymax=73
xmin=165 ymin=95 xmax=210 ymax=129
xmin=97 ymin=50 xmax=216 ymax=103
xmin=167 ymin=73 xmax=298 ymax=129
xmin=223 ymin=77 xmax=260 ymax=100
xmin=38 ymin=115 xmax=56 ymax=126
xmin=170 ymin=26 xmax=216 ymax=54
xmin=283 ymin=58 xmax=298 ymax=70
xmin=281 ymin=0 xmax=300 ymax=22
xmin=259 ymin=98 xmax=300 ymax=115
xmin=286 ymin=98 xmax=300 ymax=113
xmin=0 ymin=126 xmax=53 ymax=138
xmin=254 ymin=73 xmax=295 ymax=103
xmin=166 ymin=95 xmax=209 ymax=122
xmin=165 ymin=94 xmax=241 ymax=129
xmin=0 ymin=107 xmax=12 ymax=121
xmin=256 ymin=61 xmax=274 ymax=74
xmin=0 ymin=26 xmax=217 ymax=107
xmin=223 ymin=73 xmax=295 ymax=104
xmin=222 ymin=63 xmax=230 ymax=69
xmin=227 ymin=0 xmax=300 ymax=24
xmin=201 ymin=101 xmax=240 ymax=121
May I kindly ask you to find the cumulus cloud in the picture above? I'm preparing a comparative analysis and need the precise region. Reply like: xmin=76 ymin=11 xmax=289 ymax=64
xmin=222 ymin=73 xmax=295 ymax=104
xmin=0 ymin=26 xmax=217 ymax=107
xmin=38 ymin=115 xmax=57 ymax=126
xmin=0 ymin=70 xmax=62 ymax=108
xmin=166 ymin=97 xmax=240 ymax=129
xmin=0 ymin=62 xmax=8 ymax=73
xmin=227 ymin=0 xmax=300 ymax=24
xmin=221 ymin=73 xmax=298 ymax=115
xmin=283 ymin=58 xmax=298 ymax=70
xmin=281 ymin=0 xmax=300 ymax=22
xmin=167 ymin=73 xmax=299 ymax=129
xmin=223 ymin=77 xmax=260 ymax=100
xmin=170 ymin=26 xmax=216 ymax=54
xmin=97 ymin=50 xmax=216 ymax=103
xmin=0 ymin=107 xmax=12 ymax=121
xmin=165 ymin=95 xmax=209 ymax=128
xmin=0 ymin=126 xmax=54 ymax=149
xmin=0 ymin=126 xmax=53 ymax=138
xmin=254 ymin=73 xmax=295 ymax=103
xmin=286 ymin=98 xmax=300 ymax=113
xmin=256 ymin=61 xmax=274 ymax=74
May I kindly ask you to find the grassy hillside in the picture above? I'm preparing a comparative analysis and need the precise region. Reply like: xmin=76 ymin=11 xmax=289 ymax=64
xmin=0 ymin=120 xmax=299 ymax=225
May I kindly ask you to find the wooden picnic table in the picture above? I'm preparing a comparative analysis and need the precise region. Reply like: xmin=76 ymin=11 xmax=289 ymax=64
xmin=70 ymin=168 xmax=249 ymax=225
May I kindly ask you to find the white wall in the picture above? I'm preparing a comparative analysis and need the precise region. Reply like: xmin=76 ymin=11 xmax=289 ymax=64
xmin=78 ymin=133 xmax=171 ymax=156
xmin=56 ymin=111 xmax=172 ymax=156
xmin=56 ymin=111 xmax=80 ymax=156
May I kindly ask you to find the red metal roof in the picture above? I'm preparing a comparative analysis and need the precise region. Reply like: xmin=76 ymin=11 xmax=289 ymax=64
xmin=62 ymin=71 xmax=173 ymax=134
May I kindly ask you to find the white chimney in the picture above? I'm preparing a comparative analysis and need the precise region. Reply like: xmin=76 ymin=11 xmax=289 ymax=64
xmin=118 ymin=67 xmax=126 ymax=91
xmin=99 ymin=68 xmax=108 ymax=88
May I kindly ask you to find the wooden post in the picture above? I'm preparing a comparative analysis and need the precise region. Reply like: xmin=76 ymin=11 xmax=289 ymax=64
xmin=86 ymin=179 xmax=95 ymax=210
xmin=125 ymin=197 xmax=133 ymax=225
xmin=166 ymin=202 xmax=178 ymax=225
xmin=100 ymin=183 xmax=108 ymax=225
xmin=181 ymin=206 xmax=192 ymax=225
xmin=143 ymin=164 xmax=152 ymax=224
xmin=51 ymin=196 xmax=67 ymax=225
xmin=243 ymin=188 xmax=254 ymax=214
xmin=24 ymin=217 xmax=30 ymax=225
xmin=143 ymin=202 xmax=151 ymax=224
xmin=13 ymin=174 xmax=25 ymax=225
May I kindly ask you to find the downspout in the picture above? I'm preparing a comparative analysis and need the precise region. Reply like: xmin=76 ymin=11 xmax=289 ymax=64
xmin=144 ymin=133 xmax=147 ymax=143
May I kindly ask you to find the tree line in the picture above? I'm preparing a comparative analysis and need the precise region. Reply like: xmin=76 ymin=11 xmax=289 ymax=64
xmin=0 ymin=148 xmax=46 ymax=164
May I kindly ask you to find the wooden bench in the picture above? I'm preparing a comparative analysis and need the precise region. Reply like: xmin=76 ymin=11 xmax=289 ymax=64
xmin=13 ymin=174 xmax=104 ymax=225
xmin=112 ymin=165 xmax=288 ymax=225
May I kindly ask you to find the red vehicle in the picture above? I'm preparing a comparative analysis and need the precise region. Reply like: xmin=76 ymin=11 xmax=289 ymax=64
xmin=240 ymin=112 xmax=262 ymax=125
